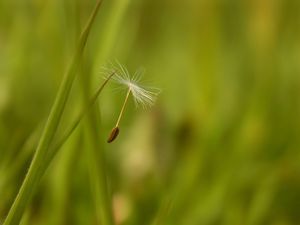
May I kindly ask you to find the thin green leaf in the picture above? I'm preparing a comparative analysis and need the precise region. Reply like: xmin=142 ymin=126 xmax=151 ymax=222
xmin=3 ymin=1 xmax=103 ymax=224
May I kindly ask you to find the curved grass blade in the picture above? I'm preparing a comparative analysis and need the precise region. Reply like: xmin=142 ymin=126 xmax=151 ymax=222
xmin=45 ymin=72 xmax=115 ymax=168
xmin=3 ymin=1 xmax=103 ymax=224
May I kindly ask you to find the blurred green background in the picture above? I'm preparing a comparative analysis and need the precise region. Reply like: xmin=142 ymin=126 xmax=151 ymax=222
xmin=1 ymin=0 xmax=300 ymax=224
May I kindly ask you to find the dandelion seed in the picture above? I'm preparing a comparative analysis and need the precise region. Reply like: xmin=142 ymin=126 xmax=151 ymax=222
xmin=107 ymin=126 xmax=120 ymax=143
xmin=103 ymin=62 xmax=160 ymax=143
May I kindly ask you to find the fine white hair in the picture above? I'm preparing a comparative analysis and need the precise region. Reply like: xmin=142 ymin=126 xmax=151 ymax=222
xmin=101 ymin=61 xmax=160 ymax=108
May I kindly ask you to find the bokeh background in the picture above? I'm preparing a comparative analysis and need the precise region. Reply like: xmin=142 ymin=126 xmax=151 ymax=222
xmin=1 ymin=0 xmax=300 ymax=224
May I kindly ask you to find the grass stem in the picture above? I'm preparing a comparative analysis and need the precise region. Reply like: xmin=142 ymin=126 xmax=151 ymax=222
xmin=45 ymin=71 xmax=115 ymax=168
xmin=3 ymin=1 xmax=103 ymax=224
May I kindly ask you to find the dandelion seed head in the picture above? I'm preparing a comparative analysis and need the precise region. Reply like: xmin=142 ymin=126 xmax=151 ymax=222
xmin=102 ymin=61 xmax=160 ymax=108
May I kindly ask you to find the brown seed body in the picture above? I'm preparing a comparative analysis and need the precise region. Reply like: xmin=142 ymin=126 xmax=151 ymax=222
xmin=107 ymin=127 xmax=120 ymax=143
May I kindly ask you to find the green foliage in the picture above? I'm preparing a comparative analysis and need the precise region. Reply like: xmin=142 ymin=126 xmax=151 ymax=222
xmin=0 ymin=0 xmax=300 ymax=225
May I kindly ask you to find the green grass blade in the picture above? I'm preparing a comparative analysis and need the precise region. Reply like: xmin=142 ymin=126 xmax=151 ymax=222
xmin=79 ymin=67 xmax=115 ymax=225
xmin=81 ymin=1 xmax=132 ymax=224
xmin=83 ymin=110 xmax=115 ymax=225
xmin=3 ymin=1 xmax=103 ymax=224
xmin=44 ymin=72 xmax=115 ymax=169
